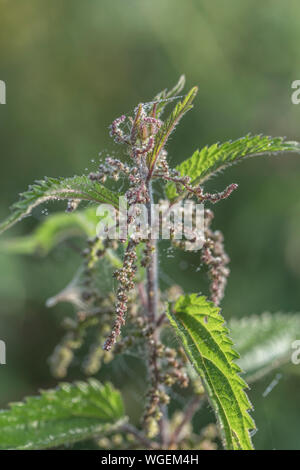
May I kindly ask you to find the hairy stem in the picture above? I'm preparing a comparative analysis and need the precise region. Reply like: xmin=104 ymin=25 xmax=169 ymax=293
xmin=121 ymin=424 xmax=158 ymax=450
xmin=146 ymin=180 xmax=158 ymax=324
xmin=145 ymin=180 xmax=168 ymax=447
xmin=146 ymin=242 xmax=158 ymax=323
xmin=169 ymin=395 xmax=203 ymax=447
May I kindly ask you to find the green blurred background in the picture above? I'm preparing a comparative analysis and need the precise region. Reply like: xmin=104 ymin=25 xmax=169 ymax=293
xmin=1 ymin=0 xmax=300 ymax=449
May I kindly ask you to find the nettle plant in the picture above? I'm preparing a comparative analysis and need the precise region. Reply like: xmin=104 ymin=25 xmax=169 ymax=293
xmin=1 ymin=76 xmax=300 ymax=451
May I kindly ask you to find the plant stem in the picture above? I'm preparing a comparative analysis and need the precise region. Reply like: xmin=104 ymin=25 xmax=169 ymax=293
xmin=169 ymin=395 xmax=203 ymax=447
xmin=145 ymin=180 xmax=168 ymax=447
xmin=146 ymin=182 xmax=158 ymax=324
xmin=121 ymin=423 xmax=159 ymax=450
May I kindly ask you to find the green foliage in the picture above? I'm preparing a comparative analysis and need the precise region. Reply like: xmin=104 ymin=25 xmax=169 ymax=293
xmin=0 ymin=176 xmax=120 ymax=235
xmin=0 ymin=379 xmax=125 ymax=450
xmin=167 ymin=294 xmax=255 ymax=450
xmin=229 ymin=313 xmax=300 ymax=381
xmin=165 ymin=135 xmax=300 ymax=200
xmin=2 ymin=76 xmax=300 ymax=451
xmin=152 ymin=74 xmax=186 ymax=117
xmin=147 ymin=86 xmax=198 ymax=174
xmin=0 ymin=208 xmax=98 ymax=255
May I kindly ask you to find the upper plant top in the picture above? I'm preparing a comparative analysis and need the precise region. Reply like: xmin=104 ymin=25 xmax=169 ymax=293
xmin=1 ymin=76 xmax=300 ymax=451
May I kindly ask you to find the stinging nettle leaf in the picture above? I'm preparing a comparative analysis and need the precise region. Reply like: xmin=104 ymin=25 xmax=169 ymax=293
xmin=165 ymin=135 xmax=300 ymax=200
xmin=167 ymin=294 xmax=255 ymax=450
xmin=147 ymin=86 xmax=198 ymax=175
xmin=229 ymin=312 xmax=300 ymax=381
xmin=0 ymin=379 xmax=125 ymax=450
xmin=0 ymin=175 xmax=120 ymax=235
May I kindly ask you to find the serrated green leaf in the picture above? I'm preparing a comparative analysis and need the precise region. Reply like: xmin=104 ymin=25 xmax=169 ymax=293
xmin=165 ymin=135 xmax=300 ymax=200
xmin=147 ymin=86 xmax=198 ymax=175
xmin=229 ymin=312 xmax=300 ymax=381
xmin=0 ymin=175 xmax=120 ymax=235
xmin=167 ymin=294 xmax=255 ymax=450
xmin=0 ymin=379 xmax=125 ymax=450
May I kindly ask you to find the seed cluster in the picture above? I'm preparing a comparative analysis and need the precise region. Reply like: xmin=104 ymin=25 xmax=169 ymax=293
xmin=155 ymin=162 xmax=238 ymax=204
xmin=104 ymin=239 xmax=138 ymax=351
xmin=49 ymin=236 xmax=119 ymax=377
xmin=89 ymin=157 xmax=132 ymax=184
xmin=201 ymin=209 xmax=230 ymax=305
